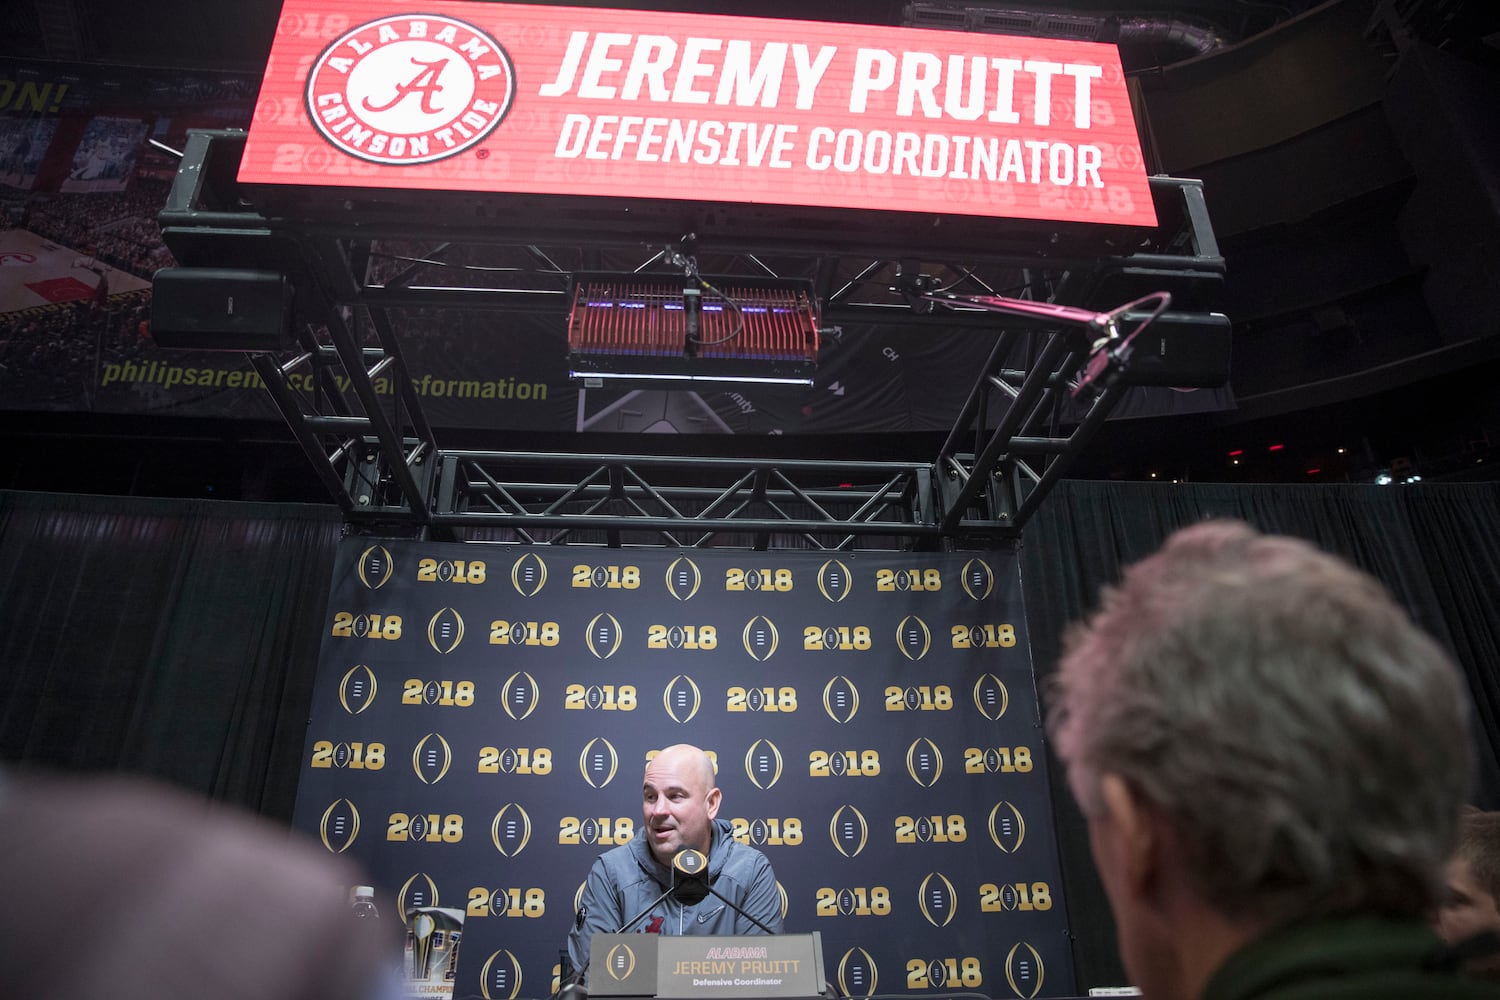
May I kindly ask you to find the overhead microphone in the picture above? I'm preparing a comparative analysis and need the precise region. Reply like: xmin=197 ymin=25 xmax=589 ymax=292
xmin=919 ymin=288 xmax=1174 ymax=398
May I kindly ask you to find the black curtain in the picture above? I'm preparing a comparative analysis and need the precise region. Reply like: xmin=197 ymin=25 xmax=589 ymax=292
xmin=0 ymin=490 xmax=342 ymax=820
xmin=1019 ymin=479 xmax=1500 ymax=991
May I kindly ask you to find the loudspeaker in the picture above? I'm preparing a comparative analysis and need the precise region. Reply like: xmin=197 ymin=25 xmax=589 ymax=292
xmin=150 ymin=267 xmax=292 ymax=351
xmin=1116 ymin=309 xmax=1231 ymax=387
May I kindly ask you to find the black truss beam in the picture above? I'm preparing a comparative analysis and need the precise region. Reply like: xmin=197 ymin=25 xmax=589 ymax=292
xmin=157 ymin=129 xmax=1225 ymax=549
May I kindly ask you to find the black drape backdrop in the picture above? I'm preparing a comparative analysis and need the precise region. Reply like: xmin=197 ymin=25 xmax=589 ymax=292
xmin=0 ymin=490 xmax=342 ymax=818
xmin=2 ymin=481 xmax=1498 ymax=992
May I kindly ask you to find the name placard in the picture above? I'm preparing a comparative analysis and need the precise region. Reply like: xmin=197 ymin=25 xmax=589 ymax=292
xmin=589 ymin=934 xmax=825 ymax=999
xmin=658 ymin=934 xmax=824 ymax=999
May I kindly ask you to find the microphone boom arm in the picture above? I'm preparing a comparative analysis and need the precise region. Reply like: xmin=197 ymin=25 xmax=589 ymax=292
xmin=697 ymin=879 xmax=778 ymax=935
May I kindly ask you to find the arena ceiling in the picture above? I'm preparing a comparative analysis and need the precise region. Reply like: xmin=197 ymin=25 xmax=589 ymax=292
xmin=3 ymin=0 xmax=1354 ymax=72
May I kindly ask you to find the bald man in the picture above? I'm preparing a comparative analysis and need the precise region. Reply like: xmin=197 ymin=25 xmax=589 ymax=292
xmin=564 ymin=744 xmax=782 ymax=981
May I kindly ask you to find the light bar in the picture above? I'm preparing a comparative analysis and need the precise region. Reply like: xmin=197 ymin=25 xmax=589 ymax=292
xmin=566 ymin=274 xmax=819 ymax=388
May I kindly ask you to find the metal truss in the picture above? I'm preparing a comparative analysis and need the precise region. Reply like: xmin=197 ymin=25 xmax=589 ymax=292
xmin=159 ymin=130 xmax=1223 ymax=549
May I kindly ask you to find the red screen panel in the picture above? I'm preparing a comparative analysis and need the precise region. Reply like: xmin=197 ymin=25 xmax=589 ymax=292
xmin=239 ymin=0 xmax=1156 ymax=227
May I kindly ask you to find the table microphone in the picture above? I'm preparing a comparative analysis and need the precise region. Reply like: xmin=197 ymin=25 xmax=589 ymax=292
xmin=666 ymin=848 xmax=778 ymax=935
xmin=556 ymin=849 xmax=734 ymax=1000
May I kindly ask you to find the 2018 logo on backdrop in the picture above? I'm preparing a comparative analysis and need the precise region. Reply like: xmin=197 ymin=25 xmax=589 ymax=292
xmin=838 ymin=947 xmax=879 ymax=998
xmin=427 ymin=607 xmax=465 ymax=654
xmin=468 ymin=885 xmax=547 ymax=919
xmin=988 ymin=801 xmax=1027 ymax=854
xmin=822 ymin=676 xmax=860 ymax=723
xmin=418 ymin=557 xmax=486 ymax=585
xmin=973 ymin=673 xmax=1010 ymax=720
xmin=1004 ymin=943 xmax=1045 ymax=999
xmin=741 ymin=616 xmax=779 ymax=660
xmin=319 ymin=798 xmax=361 ymax=853
xmin=895 ymin=616 xmax=931 ymax=660
xmin=400 ymin=872 xmax=442 ymax=916
xmin=817 ymin=886 xmax=891 ymax=918
xmin=906 ymin=738 xmax=944 ymax=787
xmin=491 ymin=803 xmax=533 ymax=856
xmin=663 ymin=674 xmax=702 ymax=723
xmin=908 ymin=956 xmax=984 ymax=990
xmin=816 ymin=559 xmax=853 ymax=603
xmin=984 ymin=881 xmax=1054 ymax=914
xmin=960 ymin=558 xmax=995 ymax=601
xmin=511 ymin=553 xmax=548 ymax=596
xmin=478 ymin=746 xmax=553 ymax=777
xmin=744 ymin=739 xmax=784 ymax=789
xmin=338 ymin=663 xmax=378 ymax=714
xmin=918 ymin=872 xmax=959 ymax=928
xmin=357 ymin=545 xmax=395 ymax=589
xmin=501 ymin=671 xmax=540 ymax=721
xmin=586 ymin=612 xmax=623 ymax=659
xmin=579 ymin=737 xmax=620 ymax=788
xmin=829 ymin=804 xmax=869 ymax=858
xmin=666 ymin=556 xmax=702 ymax=601
xmin=305 ymin=14 xmax=516 ymax=166
xmin=387 ymin=811 xmax=465 ymax=844
xmin=311 ymin=739 xmax=386 ymax=772
xmin=413 ymin=732 xmax=454 ymax=784
xmin=480 ymin=948 xmax=525 ymax=1000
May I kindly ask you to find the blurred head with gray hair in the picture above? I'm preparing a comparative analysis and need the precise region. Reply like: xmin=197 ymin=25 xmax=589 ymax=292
xmin=1048 ymin=520 xmax=1473 ymax=999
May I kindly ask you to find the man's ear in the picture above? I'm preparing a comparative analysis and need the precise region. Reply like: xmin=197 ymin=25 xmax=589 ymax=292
xmin=705 ymin=786 xmax=722 ymax=819
xmin=1098 ymin=772 xmax=1159 ymax=898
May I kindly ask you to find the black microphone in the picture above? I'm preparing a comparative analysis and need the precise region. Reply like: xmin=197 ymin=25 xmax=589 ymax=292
xmin=556 ymin=849 xmax=722 ymax=999
xmin=614 ymin=849 xmax=711 ymax=934
xmin=917 ymin=287 xmax=1173 ymax=399
xmin=667 ymin=848 xmax=778 ymax=935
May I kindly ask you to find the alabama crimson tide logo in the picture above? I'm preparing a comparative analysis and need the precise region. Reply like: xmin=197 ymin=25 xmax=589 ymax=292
xmin=304 ymin=14 xmax=515 ymax=165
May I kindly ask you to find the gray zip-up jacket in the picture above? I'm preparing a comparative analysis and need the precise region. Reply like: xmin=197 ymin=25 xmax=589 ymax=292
xmin=565 ymin=816 xmax=783 ymax=980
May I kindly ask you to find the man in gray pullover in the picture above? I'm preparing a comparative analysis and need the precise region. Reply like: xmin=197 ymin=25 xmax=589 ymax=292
xmin=565 ymin=743 xmax=783 ymax=981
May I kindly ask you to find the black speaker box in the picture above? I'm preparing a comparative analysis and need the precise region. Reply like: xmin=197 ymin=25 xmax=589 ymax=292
xmin=150 ymin=268 xmax=292 ymax=351
xmin=1116 ymin=309 xmax=1231 ymax=387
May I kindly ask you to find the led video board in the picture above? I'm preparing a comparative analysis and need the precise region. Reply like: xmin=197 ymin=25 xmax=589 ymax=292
xmin=239 ymin=0 xmax=1156 ymax=227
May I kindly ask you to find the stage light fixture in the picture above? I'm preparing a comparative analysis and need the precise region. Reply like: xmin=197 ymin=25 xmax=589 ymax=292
xmin=566 ymin=273 xmax=819 ymax=389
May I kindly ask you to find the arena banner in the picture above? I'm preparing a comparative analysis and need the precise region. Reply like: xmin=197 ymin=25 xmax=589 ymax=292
xmin=239 ymin=0 xmax=1156 ymax=227
xmin=292 ymin=540 xmax=1076 ymax=1000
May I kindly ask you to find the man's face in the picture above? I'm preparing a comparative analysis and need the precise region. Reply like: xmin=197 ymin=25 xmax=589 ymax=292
xmin=642 ymin=750 xmax=721 ymax=866
xmin=1437 ymin=856 xmax=1500 ymax=949
xmin=1071 ymin=766 xmax=1178 ymax=1000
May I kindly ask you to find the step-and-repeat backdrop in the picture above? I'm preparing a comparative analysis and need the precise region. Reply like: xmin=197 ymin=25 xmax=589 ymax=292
xmin=292 ymin=539 xmax=1075 ymax=1000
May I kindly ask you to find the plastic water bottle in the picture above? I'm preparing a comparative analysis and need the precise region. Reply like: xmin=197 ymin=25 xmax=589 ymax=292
xmin=350 ymin=885 xmax=380 ymax=919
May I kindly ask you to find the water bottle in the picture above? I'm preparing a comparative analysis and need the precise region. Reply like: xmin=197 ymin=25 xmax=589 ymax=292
xmin=350 ymin=885 xmax=380 ymax=919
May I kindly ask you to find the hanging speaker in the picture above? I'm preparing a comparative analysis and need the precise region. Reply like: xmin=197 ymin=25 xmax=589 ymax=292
xmin=150 ymin=267 xmax=292 ymax=351
xmin=1116 ymin=309 xmax=1231 ymax=387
